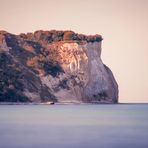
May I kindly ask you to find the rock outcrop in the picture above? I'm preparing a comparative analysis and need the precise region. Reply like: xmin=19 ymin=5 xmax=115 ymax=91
xmin=0 ymin=30 xmax=118 ymax=103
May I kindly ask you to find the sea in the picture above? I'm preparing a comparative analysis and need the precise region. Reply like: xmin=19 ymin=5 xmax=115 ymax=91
xmin=0 ymin=104 xmax=148 ymax=148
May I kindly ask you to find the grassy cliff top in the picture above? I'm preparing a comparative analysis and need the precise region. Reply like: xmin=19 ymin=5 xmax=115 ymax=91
xmin=0 ymin=30 xmax=103 ymax=43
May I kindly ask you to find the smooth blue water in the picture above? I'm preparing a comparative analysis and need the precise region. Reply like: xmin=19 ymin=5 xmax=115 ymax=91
xmin=0 ymin=104 xmax=148 ymax=148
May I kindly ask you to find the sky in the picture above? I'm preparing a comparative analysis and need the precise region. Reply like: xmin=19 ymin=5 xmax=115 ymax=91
xmin=0 ymin=0 xmax=148 ymax=103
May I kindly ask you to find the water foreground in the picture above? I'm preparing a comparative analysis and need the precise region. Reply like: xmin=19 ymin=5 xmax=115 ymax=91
xmin=0 ymin=104 xmax=148 ymax=148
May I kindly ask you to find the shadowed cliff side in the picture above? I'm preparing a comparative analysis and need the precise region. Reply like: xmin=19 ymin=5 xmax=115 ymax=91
xmin=0 ymin=30 xmax=118 ymax=103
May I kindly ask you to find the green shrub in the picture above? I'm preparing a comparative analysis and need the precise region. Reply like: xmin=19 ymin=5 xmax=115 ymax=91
xmin=63 ymin=31 xmax=74 ymax=40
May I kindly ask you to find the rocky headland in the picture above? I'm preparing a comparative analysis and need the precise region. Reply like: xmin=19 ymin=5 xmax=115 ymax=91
xmin=0 ymin=30 xmax=118 ymax=103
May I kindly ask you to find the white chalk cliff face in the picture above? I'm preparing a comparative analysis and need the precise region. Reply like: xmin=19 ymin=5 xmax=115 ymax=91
xmin=41 ymin=41 xmax=118 ymax=103
xmin=0 ymin=30 xmax=118 ymax=103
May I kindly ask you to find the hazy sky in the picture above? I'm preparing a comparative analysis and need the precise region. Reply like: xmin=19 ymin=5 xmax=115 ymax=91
xmin=0 ymin=0 xmax=148 ymax=102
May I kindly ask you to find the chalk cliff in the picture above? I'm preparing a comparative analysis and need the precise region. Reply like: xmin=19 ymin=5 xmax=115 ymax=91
xmin=0 ymin=30 xmax=118 ymax=103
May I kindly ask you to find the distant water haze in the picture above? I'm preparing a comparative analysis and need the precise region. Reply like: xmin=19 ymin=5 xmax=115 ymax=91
xmin=0 ymin=104 xmax=148 ymax=148
xmin=0 ymin=0 xmax=148 ymax=102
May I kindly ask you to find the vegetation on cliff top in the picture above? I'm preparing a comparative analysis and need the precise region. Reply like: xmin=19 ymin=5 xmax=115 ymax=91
xmin=27 ymin=30 xmax=102 ymax=43
xmin=0 ymin=30 xmax=103 ymax=43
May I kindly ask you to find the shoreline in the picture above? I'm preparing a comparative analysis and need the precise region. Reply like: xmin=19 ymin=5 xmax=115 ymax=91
xmin=0 ymin=102 xmax=148 ymax=105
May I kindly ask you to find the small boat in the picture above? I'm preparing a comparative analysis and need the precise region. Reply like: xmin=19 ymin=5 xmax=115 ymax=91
xmin=50 ymin=102 xmax=55 ymax=105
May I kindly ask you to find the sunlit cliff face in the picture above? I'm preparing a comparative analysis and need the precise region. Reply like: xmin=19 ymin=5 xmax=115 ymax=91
xmin=48 ymin=41 xmax=118 ymax=103
xmin=0 ymin=30 xmax=118 ymax=103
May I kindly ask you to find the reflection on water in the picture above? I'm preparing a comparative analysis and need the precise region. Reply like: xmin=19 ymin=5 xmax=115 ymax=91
xmin=0 ymin=104 xmax=148 ymax=148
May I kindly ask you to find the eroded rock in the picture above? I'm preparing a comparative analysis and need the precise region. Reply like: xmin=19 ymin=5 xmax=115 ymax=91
xmin=0 ymin=30 xmax=118 ymax=103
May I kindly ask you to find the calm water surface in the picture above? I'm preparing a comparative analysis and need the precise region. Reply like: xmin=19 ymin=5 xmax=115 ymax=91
xmin=0 ymin=104 xmax=148 ymax=148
